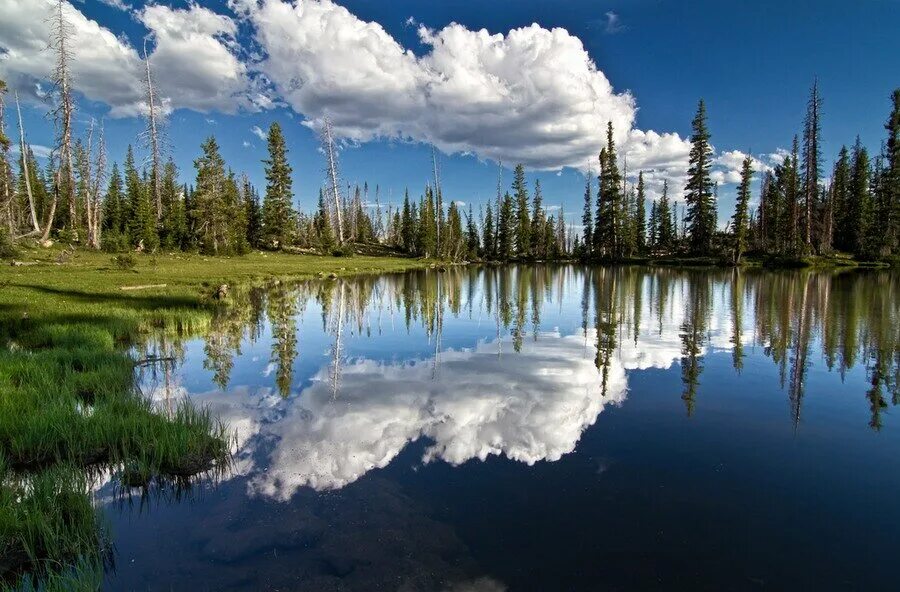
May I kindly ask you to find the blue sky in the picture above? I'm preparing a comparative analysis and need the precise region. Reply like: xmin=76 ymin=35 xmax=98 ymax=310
xmin=2 ymin=0 xmax=898 ymax=226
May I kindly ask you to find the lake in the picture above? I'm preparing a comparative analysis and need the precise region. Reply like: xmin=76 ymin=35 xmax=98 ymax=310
xmin=100 ymin=266 xmax=900 ymax=591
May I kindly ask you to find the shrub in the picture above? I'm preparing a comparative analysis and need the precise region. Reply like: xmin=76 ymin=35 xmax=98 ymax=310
xmin=111 ymin=254 xmax=137 ymax=271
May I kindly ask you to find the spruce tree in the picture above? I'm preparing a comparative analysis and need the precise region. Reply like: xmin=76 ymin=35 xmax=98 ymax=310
xmin=192 ymin=136 xmax=232 ymax=255
xmin=801 ymin=81 xmax=822 ymax=251
xmin=830 ymin=147 xmax=852 ymax=252
xmin=849 ymin=138 xmax=872 ymax=256
xmin=261 ymin=123 xmax=295 ymax=249
xmin=102 ymin=162 xmax=123 ymax=235
xmin=731 ymin=155 xmax=754 ymax=264
xmin=531 ymin=179 xmax=546 ymax=258
xmin=498 ymin=192 xmax=514 ymax=261
xmin=657 ymin=180 xmax=674 ymax=252
xmin=882 ymin=89 xmax=900 ymax=254
xmin=684 ymin=100 xmax=715 ymax=254
xmin=246 ymin=180 xmax=262 ymax=249
xmin=582 ymin=173 xmax=593 ymax=257
xmin=483 ymin=203 xmax=495 ymax=260
xmin=512 ymin=164 xmax=530 ymax=257
xmin=635 ymin=172 xmax=647 ymax=253
xmin=594 ymin=122 xmax=623 ymax=258
xmin=159 ymin=159 xmax=187 ymax=250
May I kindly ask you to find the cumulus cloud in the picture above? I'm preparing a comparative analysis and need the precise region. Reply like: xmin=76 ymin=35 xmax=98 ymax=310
xmin=137 ymin=3 xmax=253 ymax=115
xmin=231 ymin=0 xmax=637 ymax=170
xmin=0 ymin=0 xmax=255 ymax=117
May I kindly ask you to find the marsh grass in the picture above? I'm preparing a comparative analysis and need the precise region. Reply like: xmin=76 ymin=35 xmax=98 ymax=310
xmin=0 ymin=247 xmax=427 ymax=588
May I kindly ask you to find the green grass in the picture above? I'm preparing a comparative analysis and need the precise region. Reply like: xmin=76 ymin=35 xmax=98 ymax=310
xmin=0 ymin=245 xmax=429 ymax=588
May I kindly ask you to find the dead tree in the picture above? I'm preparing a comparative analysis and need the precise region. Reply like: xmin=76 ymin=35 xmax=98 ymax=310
xmin=49 ymin=0 xmax=76 ymax=239
xmin=321 ymin=117 xmax=344 ymax=244
xmin=15 ymin=91 xmax=40 ymax=235
xmin=142 ymin=41 xmax=163 ymax=221
xmin=0 ymin=80 xmax=12 ymax=234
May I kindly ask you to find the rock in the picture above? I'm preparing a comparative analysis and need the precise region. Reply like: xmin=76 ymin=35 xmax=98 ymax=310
xmin=214 ymin=284 xmax=229 ymax=300
xmin=39 ymin=239 xmax=54 ymax=248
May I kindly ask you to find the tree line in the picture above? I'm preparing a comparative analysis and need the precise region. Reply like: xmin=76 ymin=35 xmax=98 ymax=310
xmin=0 ymin=2 xmax=898 ymax=264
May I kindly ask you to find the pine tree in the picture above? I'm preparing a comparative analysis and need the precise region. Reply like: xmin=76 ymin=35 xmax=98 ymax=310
xmin=124 ymin=145 xmax=156 ymax=250
xmin=192 ymin=136 xmax=233 ymax=255
xmin=635 ymin=172 xmax=647 ymax=253
xmin=159 ymin=159 xmax=187 ymax=250
xmin=582 ymin=172 xmax=593 ymax=258
xmin=261 ymin=123 xmax=295 ymax=249
xmin=882 ymin=89 xmax=900 ymax=255
xmin=400 ymin=191 xmax=415 ymax=253
xmin=313 ymin=188 xmax=334 ymax=252
xmin=466 ymin=204 xmax=480 ymax=259
xmin=102 ymin=162 xmax=123 ymax=235
xmin=498 ymin=192 xmax=514 ymax=261
xmin=802 ymin=80 xmax=822 ymax=251
xmin=530 ymin=179 xmax=546 ymax=258
xmin=594 ymin=122 xmax=623 ymax=258
xmin=831 ymin=147 xmax=852 ymax=252
xmin=849 ymin=138 xmax=872 ymax=256
xmin=483 ymin=203 xmax=495 ymax=260
xmin=648 ymin=199 xmax=659 ymax=250
xmin=684 ymin=100 xmax=715 ymax=254
xmin=512 ymin=164 xmax=530 ymax=257
xmin=657 ymin=180 xmax=674 ymax=252
xmin=731 ymin=155 xmax=754 ymax=264
xmin=244 ymin=177 xmax=262 ymax=249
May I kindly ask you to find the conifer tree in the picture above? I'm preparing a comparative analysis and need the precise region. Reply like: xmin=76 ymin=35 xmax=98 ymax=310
xmin=483 ymin=203 xmax=495 ymax=260
xmin=531 ymin=179 xmax=546 ymax=258
xmin=261 ymin=123 xmax=295 ymax=248
xmin=802 ymin=80 xmax=822 ymax=251
xmin=313 ymin=188 xmax=334 ymax=252
xmin=102 ymin=162 xmax=123 ymax=235
xmin=498 ymin=192 xmax=514 ymax=261
xmin=849 ymin=138 xmax=872 ymax=256
xmin=582 ymin=172 xmax=593 ymax=257
xmin=657 ymin=180 xmax=674 ymax=252
xmin=512 ymin=164 xmax=530 ymax=257
xmin=594 ymin=122 xmax=623 ymax=258
xmin=731 ymin=155 xmax=754 ymax=264
xmin=882 ymin=89 xmax=900 ymax=254
xmin=159 ymin=159 xmax=187 ymax=250
xmin=684 ymin=100 xmax=715 ymax=254
xmin=243 ymin=177 xmax=262 ymax=249
xmin=830 ymin=147 xmax=852 ymax=252
xmin=635 ymin=172 xmax=647 ymax=253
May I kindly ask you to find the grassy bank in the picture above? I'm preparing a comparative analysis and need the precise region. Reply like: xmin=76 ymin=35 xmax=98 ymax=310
xmin=0 ymin=246 xmax=428 ymax=588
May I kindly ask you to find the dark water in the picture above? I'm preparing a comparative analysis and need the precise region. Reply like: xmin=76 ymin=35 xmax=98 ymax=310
xmin=102 ymin=266 xmax=900 ymax=591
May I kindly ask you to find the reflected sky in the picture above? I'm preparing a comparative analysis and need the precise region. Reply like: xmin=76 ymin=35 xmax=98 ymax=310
xmin=104 ymin=266 xmax=900 ymax=591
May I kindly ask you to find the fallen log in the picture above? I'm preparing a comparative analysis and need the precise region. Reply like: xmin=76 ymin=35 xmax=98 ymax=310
xmin=119 ymin=283 xmax=168 ymax=291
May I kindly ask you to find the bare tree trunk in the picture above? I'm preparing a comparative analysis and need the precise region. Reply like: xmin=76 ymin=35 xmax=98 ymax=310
xmin=143 ymin=42 xmax=162 ymax=221
xmin=51 ymin=0 xmax=77 ymax=240
xmin=40 ymin=171 xmax=60 ymax=243
xmin=15 ymin=92 xmax=40 ymax=233
xmin=322 ymin=118 xmax=344 ymax=244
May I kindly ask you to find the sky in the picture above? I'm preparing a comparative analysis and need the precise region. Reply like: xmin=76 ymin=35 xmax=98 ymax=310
xmin=1 ymin=0 xmax=898 ymax=228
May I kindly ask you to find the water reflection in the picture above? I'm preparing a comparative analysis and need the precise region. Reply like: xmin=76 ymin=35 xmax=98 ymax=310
xmin=135 ymin=266 xmax=900 ymax=500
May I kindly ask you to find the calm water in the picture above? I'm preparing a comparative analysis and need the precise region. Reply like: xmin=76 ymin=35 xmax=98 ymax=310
xmin=102 ymin=266 xmax=900 ymax=591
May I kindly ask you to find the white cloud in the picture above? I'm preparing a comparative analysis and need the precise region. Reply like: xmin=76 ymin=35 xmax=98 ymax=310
xmin=242 ymin=140 xmax=252 ymax=148
xmin=231 ymin=0 xmax=637 ymax=171
xmin=251 ymin=125 xmax=266 ymax=140
xmin=137 ymin=3 xmax=253 ymax=115
xmin=0 ymin=0 xmax=255 ymax=117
